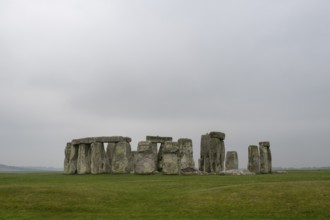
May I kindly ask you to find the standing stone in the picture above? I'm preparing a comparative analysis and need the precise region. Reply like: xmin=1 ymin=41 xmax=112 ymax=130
xmin=91 ymin=142 xmax=110 ymax=174
xmin=259 ymin=141 xmax=272 ymax=174
xmin=111 ymin=141 xmax=132 ymax=173
xmin=64 ymin=143 xmax=71 ymax=174
xmin=220 ymin=140 xmax=225 ymax=172
xmin=209 ymin=137 xmax=221 ymax=172
xmin=68 ymin=144 xmax=79 ymax=174
xmin=106 ymin=143 xmax=116 ymax=172
xmin=157 ymin=143 xmax=165 ymax=172
xmin=130 ymin=151 xmax=138 ymax=172
xmin=151 ymin=143 xmax=158 ymax=171
xmin=199 ymin=134 xmax=211 ymax=172
xmin=199 ymin=132 xmax=226 ymax=173
xmin=77 ymin=144 xmax=91 ymax=174
xmin=225 ymin=151 xmax=238 ymax=170
xmin=135 ymin=141 xmax=156 ymax=174
xmin=162 ymin=141 xmax=180 ymax=174
xmin=178 ymin=138 xmax=195 ymax=169
xmin=248 ymin=145 xmax=260 ymax=173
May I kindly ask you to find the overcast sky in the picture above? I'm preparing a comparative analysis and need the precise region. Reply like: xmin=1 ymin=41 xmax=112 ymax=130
xmin=1 ymin=0 xmax=329 ymax=168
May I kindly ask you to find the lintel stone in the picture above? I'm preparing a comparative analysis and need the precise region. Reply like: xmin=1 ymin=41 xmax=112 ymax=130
xmin=72 ymin=136 xmax=131 ymax=145
xmin=146 ymin=136 xmax=172 ymax=143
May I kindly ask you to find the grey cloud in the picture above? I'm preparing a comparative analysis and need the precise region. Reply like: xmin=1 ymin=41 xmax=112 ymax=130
xmin=0 ymin=0 xmax=330 ymax=167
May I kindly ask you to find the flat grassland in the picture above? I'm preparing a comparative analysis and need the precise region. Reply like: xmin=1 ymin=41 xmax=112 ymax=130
xmin=0 ymin=170 xmax=329 ymax=219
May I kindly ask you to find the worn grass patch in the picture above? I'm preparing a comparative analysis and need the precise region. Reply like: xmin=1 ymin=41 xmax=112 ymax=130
xmin=0 ymin=170 xmax=329 ymax=219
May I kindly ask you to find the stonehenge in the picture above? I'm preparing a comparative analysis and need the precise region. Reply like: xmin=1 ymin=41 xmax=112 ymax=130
xmin=64 ymin=133 xmax=272 ymax=175
xmin=64 ymin=135 xmax=196 ymax=175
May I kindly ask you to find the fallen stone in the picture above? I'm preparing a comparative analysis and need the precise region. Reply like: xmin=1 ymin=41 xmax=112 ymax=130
xmin=219 ymin=169 xmax=255 ymax=176
xmin=181 ymin=167 xmax=200 ymax=175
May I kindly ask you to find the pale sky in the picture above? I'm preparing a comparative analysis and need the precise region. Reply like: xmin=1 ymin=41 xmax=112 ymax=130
xmin=1 ymin=0 xmax=329 ymax=168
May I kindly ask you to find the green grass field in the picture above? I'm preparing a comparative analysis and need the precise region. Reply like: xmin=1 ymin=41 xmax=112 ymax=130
xmin=0 ymin=170 xmax=329 ymax=219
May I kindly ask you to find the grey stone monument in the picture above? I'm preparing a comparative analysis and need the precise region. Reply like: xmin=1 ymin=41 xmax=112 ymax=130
xmin=91 ymin=142 xmax=110 ymax=174
xmin=225 ymin=151 xmax=238 ymax=170
xmin=178 ymin=138 xmax=195 ymax=169
xmin=259 ymin=141 xmax=272 ymax=174
xmin=248 ymin=145 xmax=260 ymax=173
xmin=77 ymin=143 xmax=91 ymax=174
xmin=199 ymin=131 xmax=225 ymax=173
xmin=135 ymin=141 xmax=156 ymax=174
xmin=162 ymin=141 xmax=180 ymax=174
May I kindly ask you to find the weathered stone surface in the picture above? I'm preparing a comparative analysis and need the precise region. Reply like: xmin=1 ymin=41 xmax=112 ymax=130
xmin=178 ymin=138 xmax=195 ymax=169
xmin=135 ymin=141 xmax=156 ymax=174
xmin=259 ymin=141 xmax=272 ymax=174
xmin=225 ymin=151 xmax=238 ymax=170
xmin=209 ymin=131 xmax=226 ymax=140
xmin=209 ymin=138 xmax=221 ymax=172
xmin=163 ymin=141 xmax=179 ymax=153
xmin=199 ymin=132 xmax=226 ymax=173
xmin=77 ymin=144 xmax=91 ymax=174
xmin=72 ymin=136 xmax=131 ymax=145
xmin=111 ymin=142 xmax=131 ymax=173
xmin=68 ymin=144 xmax=79 ymax=174
xmin=64 ymin=143 xmax=72 ymax=174
xmin=162 ymin=141 xmax=180 ymax=174
xmin=248 ymin=145 xmax=260 ymax=173
xmin=146 ymin=136 xmax=172 ymax=143
xmin=199 ymin=134 xmax=211 ymax=172
xmin=91 ymin=142 xmax=110 ymax=174
xmin=106 ymin=143 xmax=116 ymax=171
xmin=162 ymin=154 xmax=180 ymax=174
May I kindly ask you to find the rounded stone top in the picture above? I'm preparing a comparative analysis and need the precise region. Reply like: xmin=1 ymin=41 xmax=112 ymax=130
xmin=248 ymin=145 xmax=258 ymax=148
xmin=259 ymin=141 xmax=270 ymax=147
xmin=209 ymin=131 xmax=225 ymax=140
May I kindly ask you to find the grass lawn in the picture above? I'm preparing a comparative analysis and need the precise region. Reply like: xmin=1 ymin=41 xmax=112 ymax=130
xmin=0 ymin=170 xmax=329 ymax=219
